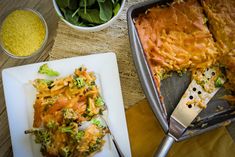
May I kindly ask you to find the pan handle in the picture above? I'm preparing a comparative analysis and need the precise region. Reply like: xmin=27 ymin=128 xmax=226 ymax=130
xmin=154 ymin=134 xmax=175 ymax=157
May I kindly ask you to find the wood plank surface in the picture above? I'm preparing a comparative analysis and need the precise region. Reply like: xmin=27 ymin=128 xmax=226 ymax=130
xmin=0 ymin=0 xmax=58 ymax=156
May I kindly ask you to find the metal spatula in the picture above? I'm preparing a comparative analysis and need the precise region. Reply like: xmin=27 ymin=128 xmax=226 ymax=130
xmin=155 ymin=67 xmax=225 ymax=157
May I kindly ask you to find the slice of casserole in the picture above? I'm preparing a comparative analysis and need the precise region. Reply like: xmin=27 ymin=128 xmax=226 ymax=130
xmin=135 ymin=0 xmax=220 ymax=86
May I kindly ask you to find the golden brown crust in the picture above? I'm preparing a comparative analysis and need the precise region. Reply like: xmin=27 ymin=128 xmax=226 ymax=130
xmin=202 ymin=0 xmax=235 ymax=101
xmin=202 ymin=0 xmax=235 ymax=52
xmin=135 ymin=0 xmax=220 ymax=82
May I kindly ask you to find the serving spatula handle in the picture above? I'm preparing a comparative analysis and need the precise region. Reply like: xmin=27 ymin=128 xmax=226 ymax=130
xmin=154 ymin=134 xmax=175 ymax=157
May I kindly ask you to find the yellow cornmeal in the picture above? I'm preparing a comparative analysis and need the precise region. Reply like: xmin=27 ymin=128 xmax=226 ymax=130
xmin=0 ymin=10 xmax=46 ymax=56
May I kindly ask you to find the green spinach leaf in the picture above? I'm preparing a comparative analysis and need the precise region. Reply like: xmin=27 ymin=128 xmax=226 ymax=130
xmin=72 ymin=7 xmax=80 ymax=17
xmin=56 ymin=0 xmax=78 ymax=10
xmin=56 ymin=0 xmax=69 ymax=8
xmin=111 ymin=0 xmax=120 ymax=4
xmin=113 ymin=2 xmax=120 ymax=16
xmin=98 ymin=0 xmax=113 ymax=22
xmin=68 ymin=0 xmax=78 ymax=10
xmin=63 ymin=9 xmax=80 ymax=25
xmin=78 ymin=9 xmax=104 ymax=24
xmin=79 ymin=0 xmax=96 ymax=7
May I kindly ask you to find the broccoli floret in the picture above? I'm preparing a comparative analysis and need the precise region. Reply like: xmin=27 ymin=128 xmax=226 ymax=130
xmin=91 ymin=119 xmax=105 ymax=128
xmin=86 ymin=97 xmax=104 ymax=117
xmin=59 ymin=122 xmax=85 ymax=142
xmin=25 ymin=129 xmax=52 ymax=154
xmin=215 ymin=77 xmax=223 ymax=87
xmin=74 ymin=77 xmax=85 ymax=88
xmin=75 ymin=130 xmax=85 ymax=141
xmin=46 ymin=120 xmax=58 ymax=129
xmin=62 ymin=108 xmax=78 ymax=123
xmin=70 ymin=130 xmax=84 ymax=142
xmin=38 ymin=63 xmax=60 ymax=77
xmin=34 ymin=79 xmax=53 ymax=88
xmin=59 ymin=146 xmax=72 ymax=157
xmin=60 ymin=122 xmax=78 ymax=134
xmin=91 ymin=119 xmax=103 ymax=127
xmin=95 ymin=97 xmax=104 ymax=107
xmin=88 ymin=138 xmax=103 ymax=153
xmin=25 ymin=129 xmax=51 ymax=144
xmin=38 ymin=79 xmax=53 ymax=85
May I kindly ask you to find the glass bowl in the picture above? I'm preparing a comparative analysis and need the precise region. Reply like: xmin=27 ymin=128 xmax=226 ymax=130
xmin=0 ymin=8 xmax=48 ymax=59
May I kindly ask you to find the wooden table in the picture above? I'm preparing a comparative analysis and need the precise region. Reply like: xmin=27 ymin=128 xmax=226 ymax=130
xmin=0 ymin=0 xmax=234 ymax=157
xmin=0 ymin=0 xmax=58 ymax=156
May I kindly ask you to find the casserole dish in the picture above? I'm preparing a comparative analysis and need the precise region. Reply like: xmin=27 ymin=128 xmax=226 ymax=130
xmin=127 ymin=0 xmax=235 ymax=141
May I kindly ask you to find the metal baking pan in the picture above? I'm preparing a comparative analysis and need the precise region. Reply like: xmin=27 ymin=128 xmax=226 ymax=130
xmin=127 ymin=0 xmax=235 ymax=141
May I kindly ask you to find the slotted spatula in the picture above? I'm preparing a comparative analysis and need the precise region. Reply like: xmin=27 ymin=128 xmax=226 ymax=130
xmin=155 ymin=67 xmax=225 ymax=157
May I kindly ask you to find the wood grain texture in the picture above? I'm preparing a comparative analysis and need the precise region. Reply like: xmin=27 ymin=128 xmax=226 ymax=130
xmin=0 ymin=0 xmax=58 ymax=157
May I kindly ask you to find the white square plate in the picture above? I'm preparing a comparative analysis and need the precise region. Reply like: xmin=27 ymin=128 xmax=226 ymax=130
xmin=2 ymin=52 xmax=131 ymax=157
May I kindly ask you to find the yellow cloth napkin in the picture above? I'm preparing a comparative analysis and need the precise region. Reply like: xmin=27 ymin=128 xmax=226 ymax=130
xmin=126 ymin=99 xmax=235 ymax=157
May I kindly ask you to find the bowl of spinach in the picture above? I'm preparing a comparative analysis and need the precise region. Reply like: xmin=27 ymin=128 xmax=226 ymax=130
xmin=53 ymin=0 xmax=125 ymax=31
